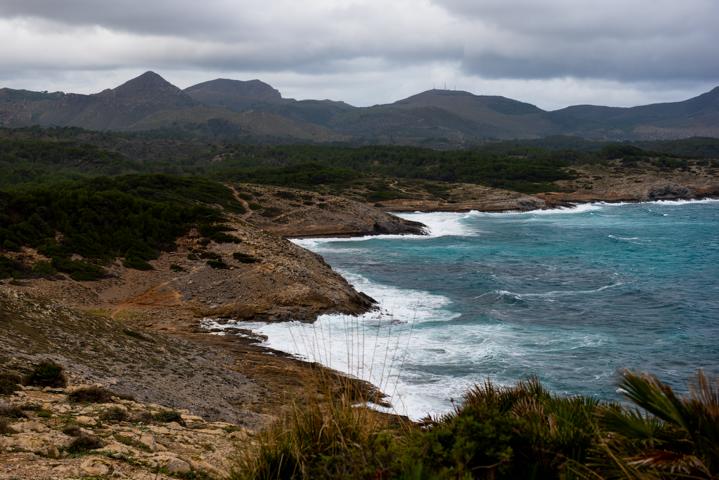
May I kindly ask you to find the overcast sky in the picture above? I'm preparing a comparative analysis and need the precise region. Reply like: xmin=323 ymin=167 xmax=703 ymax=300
xmin=0 ymin=0 xmax=717 ymax=110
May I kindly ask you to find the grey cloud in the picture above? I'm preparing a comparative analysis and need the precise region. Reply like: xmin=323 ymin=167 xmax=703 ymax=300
xmin=0 ymin=0 xmax=241 ymax=38
xmin=435 ymin=0 xmax=719 ymax=81
xmin=0 ymin=0 xmax=716 ymax=107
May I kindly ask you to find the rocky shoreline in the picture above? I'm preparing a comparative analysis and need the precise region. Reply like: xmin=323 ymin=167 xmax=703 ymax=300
xmin=2 ymin=168 xmax=718 ymax=479
xmin=374 ymin=161 xmax=719 ymax=213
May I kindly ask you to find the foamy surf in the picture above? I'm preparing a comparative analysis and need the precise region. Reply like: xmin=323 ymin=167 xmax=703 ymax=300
xmin=205 ymin=200 xmax=719 ymax=419
xmin=202 ymin=270 xmax=463 ymax=419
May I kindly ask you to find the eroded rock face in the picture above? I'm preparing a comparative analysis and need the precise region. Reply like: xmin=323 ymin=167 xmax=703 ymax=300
xmin=0 ymin=291 xmax=265 ymax=425
xmin=542 ymin=161 xmax=719 ymax=205
xmin=648 ymin=183 xmax=693 ymax=200
xmin=236 ymin=184 xmax=426 ymax=237
xmin=0 ymin=385 xmax=246 ymax=480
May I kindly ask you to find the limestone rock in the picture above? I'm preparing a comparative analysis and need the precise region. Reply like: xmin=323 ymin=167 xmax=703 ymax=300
xmin=139 ymin=431 xmax=157 ymax=451
xmin=80 ymin=457 xmax=113 ymax=476
xmin=165 ymin=456 xmax=192 ymax=475
xmin=75 ymin=415 xmax=97 ymax=426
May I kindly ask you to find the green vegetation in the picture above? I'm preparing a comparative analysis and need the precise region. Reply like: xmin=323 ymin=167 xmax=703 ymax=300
xmin=0 ymin=136 xmax=140 ymax=188
xmin=100 ymin=406 xmax=128 ymax=423
xmin=234 ymin=389 xmax=398 ymax=480
xmin=0 ymin=404 xmax=26 ymax=419
xmin=235 ymin=371 xmax=719 ymax=479
xmin=206 ymin=258 xmax=229 ymax=269
xmin=68 ymin=386 xmax=115 ymax=403
xmin=0 ymin=418 xmax=13 ymax=435
xmin=0 ymin=372 xmax=22 ymax=395
xmin=153 ymin=409 xmax=185 ymax=425
xmin=66 ymin=433 xmax=104 ymax=454
xmin=210 ymin=145 xmax=576 ymax=193
xmin=1 ymin=127 xmax=715 ymax=280
xmin=0 ymin=175 xmax=242 ymax=279
xmin=233 ymin=252 xmax=258 ymax=264
xmin=25 ymin=361 xmax=66 ymax=388
xmin=0 ymin=127 xmax=715 ymax=212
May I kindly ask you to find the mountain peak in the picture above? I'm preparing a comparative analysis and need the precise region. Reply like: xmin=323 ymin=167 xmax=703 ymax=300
xmin=397 ymin=89 xmax=543 ymax=115
xmin=111 ymin=71 xmax=183 ymax=97
xmin=185 ymin=78 xmax=282 ymax=100
xmin=184 ymin=78 xmax=283 ymax=110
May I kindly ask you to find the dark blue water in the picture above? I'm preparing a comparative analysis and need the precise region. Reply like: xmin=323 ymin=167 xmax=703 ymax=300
xmin=249 ymin=201 xmax=719 ymax=417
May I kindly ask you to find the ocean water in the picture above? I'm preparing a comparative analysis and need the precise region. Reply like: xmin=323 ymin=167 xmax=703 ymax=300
xmin=205 ymin=200 xmax=719 ymax=419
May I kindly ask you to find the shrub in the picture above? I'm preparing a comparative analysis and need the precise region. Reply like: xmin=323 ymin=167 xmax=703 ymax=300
xmin=153 ymin=409 xmax=186 ymax=425
xmin=0 ymin=255 xmax=27 ymax=279
xmin=67 ymin=433 xmax=104 ymax=453
xmin=582 ymin=370 xmax=719 ymax=479
xmin=399 ymin=378 xmax=599 ymax=479
xmin=122 ymin=256 xmax=153 ymax=270
xmin=123 ymin=328 xmax=153 ymax=342
xmin=274 ymin=190 xmax=298 ymax=200
xmin=258 ymin=207 xmax=283 ymax=218
xmin=0 ymin=372 xmax=21 ymax=395
xmin=62 ymin=424 xmax=82 ymax=437
xmin=0 ymin=403 xmax=26 ymax=419
xmin=51 ymin=257 xmax=107 ymax=281
xmin=232 ymin=389 xmax=400 ymax=480
xmin=0 ymin=417 xmax=15 ymax=435
xmin=68 ymin=386 xmax=115 ymax=403
xmin=31 ymin=260 xmax=58 ymax=277
xmin=232 ymin=252 xmax=258 ymax=264
xmin=25 ymin=361 xmax=66 ymax=388
xmin=100 ymin=406 xmax=128 ymax=422
xmin=206 ymin=259 xmax=229 ymax=269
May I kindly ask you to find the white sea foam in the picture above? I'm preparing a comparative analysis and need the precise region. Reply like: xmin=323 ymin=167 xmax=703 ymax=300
xmin=206 ymin=199 xmax=715 ymax=418
xmin=493 ymin=282 xmax=623 ymax=301
xmin=291 ymin=212 xmax=476 ymax=250
xmin=294 ymin=199 xmax=717 ymax=250
xmin=202 ymin=269 xmax=612 ymax=418
xmin=393 ymin=211 xmax=478 ymax=237
xmin=594 ymin=198 xmax=719 ymax=208
xmin=202 ymin=270 xmax=467 ymax=419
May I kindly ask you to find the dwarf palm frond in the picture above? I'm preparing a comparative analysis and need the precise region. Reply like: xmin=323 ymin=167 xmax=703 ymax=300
xmin=586 ymin=370 xmax=719 ymax=479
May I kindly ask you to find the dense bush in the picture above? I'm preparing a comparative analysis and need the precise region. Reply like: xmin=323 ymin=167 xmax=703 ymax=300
xmin=0 ymin=417 xmax=14 ymax=435
xmin=212 ymin=147 xmax=576 ymax=194
xmin=25 ymin=361 xmax=66 ymax=388
xmin=235 ymin=371 xmax=719 ymax=480
xmin=0 ymin=373 xmax=21 ymax=395
xmin=67 ymin=433 xmax=104 ymax=453
xmin=100 ymin=406 xmax=128 ymax=422
xmin=233 ymin=393 xmax=398 ymax=480
xmin=0 ymin=175 xmax=242 ymax=278
xmin=153 ymin=409 xmax=185 ymax=425
xmin=67 ymin=386 xmax=115 ymax=404
xmin=232 ymin=252 xmax=258 ymax=264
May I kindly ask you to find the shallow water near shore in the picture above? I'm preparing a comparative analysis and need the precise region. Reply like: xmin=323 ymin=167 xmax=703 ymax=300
xmin=209 ymin=200 xmax=719 ymax=419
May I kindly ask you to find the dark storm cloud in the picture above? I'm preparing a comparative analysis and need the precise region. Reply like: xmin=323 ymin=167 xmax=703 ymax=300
xmin=0 ymin=0 xmax=716 ymax=106
xmin=0 ymin=0 xmax=240 ymax=38
xmin=436 ymin=0 xmax=719 ymax=81
xmin=0 ymin=0 xmax=461 ymax=73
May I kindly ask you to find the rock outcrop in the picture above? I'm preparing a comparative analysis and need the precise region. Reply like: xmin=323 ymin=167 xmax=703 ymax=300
xmin=0 ymin=384 xmax=246 ymax=479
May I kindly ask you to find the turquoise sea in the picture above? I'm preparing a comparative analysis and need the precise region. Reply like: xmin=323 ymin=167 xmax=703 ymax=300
xmin=205 ymin=200 xmax=719 ymax=418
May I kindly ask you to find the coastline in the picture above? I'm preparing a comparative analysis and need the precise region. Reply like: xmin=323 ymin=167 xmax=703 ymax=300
xmin=239 ymin=196 xmax=719 ymax=419
xmin=3 ymin=184 xmax=718 ymax=427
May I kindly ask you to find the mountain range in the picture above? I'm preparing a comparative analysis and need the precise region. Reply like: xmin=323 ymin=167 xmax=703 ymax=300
xmin=1 ymin=71 xmax=718 ymax=146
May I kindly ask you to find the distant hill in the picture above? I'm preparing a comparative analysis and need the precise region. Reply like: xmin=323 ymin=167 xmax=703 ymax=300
xmin=1 ymin=72 xmax=717 ymax=145
xmin=549 ymin=86 xmax=719 ymax=140
xmin=184 ymin=78 xmax=283 ymax=110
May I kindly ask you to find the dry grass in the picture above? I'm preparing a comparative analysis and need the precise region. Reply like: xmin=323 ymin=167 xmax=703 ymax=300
xmin=232 ymin=375 xmax=408 ymax=480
